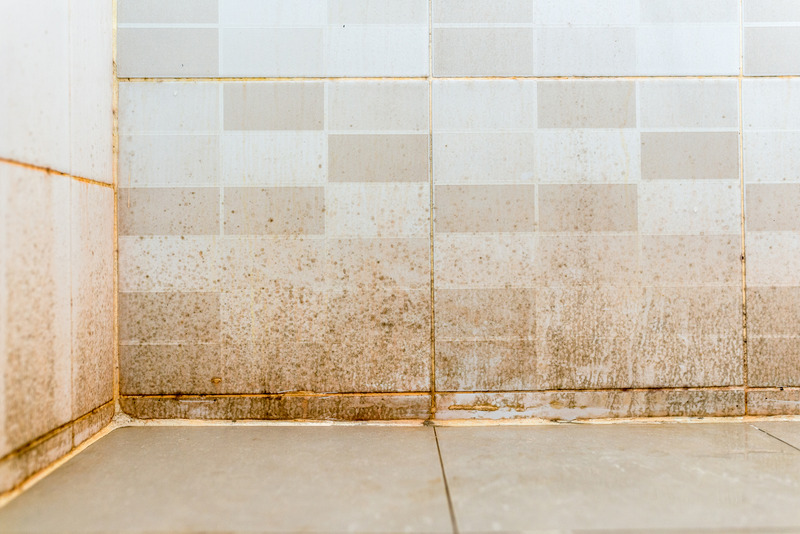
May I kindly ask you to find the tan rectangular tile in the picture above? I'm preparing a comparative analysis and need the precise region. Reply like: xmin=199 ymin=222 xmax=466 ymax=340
xmin=749 ymin=337 xmax=800 ymax=387
xmin=641 ymin=235 xmax=741 ymax=286
xmin=118 ymin=0 xmax=218 ymax=23
xmin=538 ymin=184 xmax=637 ymax=232
xmin=218 ymin=237 xmax=324 ymax=291
xmin=536 ymin=235 xmax=640 ymax=286
xmin=119 ymin=344 xmax=222 ymax=395
xmin=434 ymin=234 xmax=537 ymax=289
xmin=638 ymin=181 xmax=740 ymax=235
xmin=120 ymin=394 xmax=431 ymax=420
xmin=329 ymin=0 xmax=428 ymax=24
xmin=117 ymin=29 xmax=218 ymax=77
xmin=70 ymin=183 xmax=114 ymax=418
xmin=433 ymin=133 xmax=536 ymax=185
xmin=119 ymin=292 xmax=220 ymax=344
xmin=223 ymin=83 xmax=324 ymax=131
xmin=435 ymin=390 xmax=744 ymax=420
xmin=641 ymin=132 xmax=739 ymax=181
xmin=119 ymin=134 xmax=219 ymax=187
xmin=747 ymin=184 xmax=800 ymax=232
xmin=436 ymin=340 xmax=540 ymax=391
xmin=328 ymin=134 xmax=428 ymax=183
xmin=224 ymin=187 xmax=324 ymax=235
xmin=537 ymin=81 xmax=636 ymax=128
xmin=118 ymin=187 xmax=219 ymax=236
xmin=434 ymin=28 xmax=534 ymax=76
xmin=534 ymin=28 xmax=637 ymax=76
xmin=434 ymin=0 xmax=532 ymax=23
xmin=328 ymin=82 xmax=428 ymax=132
xmin=433 ymin=80 xmax=537 ymax=131
xmin=325 ymin=183 xmax=429 ymax=237
xmin=118 ymin=236 xmax=220 ymax=292
xmin=638 ymin=80 xmax=739 ymax=128
xmin=434 ymin=288 xmax=536 ymax=339
xmin=325 ymin=238 xmax=430 ymax=289
xmin=747 ymin=389 xmax=800 ymax=416
xmin=536 ymin=130 xmax=640 ymax=184
xmin=0 ymin=426 xmax=72 ymax=494
xmin=747 ymin=286 xmax=800 ymax=337
xmin=435 ymin=185 xmax=536 ymax=233
xmin=745 ymin=27 xmax=800 ymax=76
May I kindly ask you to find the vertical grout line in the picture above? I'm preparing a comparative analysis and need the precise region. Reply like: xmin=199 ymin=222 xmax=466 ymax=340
xmin=112 ymin=0 xmax=121 ymax=414
xmin=67 ymin=0 xmax=75 ymax=435
xmin=433 ymin=426 xmax=459 ymax=534
xmin=428 ymin=0 xmax=436 ymax=420
xmin=738 ymin=0 xmax=748 ymax=414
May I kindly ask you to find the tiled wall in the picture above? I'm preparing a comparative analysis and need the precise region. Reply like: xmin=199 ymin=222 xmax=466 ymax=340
xmin=0 ymin=1 xmax=114 ymax=493
xmin=116 ymin=0 xmax=800 ymax=420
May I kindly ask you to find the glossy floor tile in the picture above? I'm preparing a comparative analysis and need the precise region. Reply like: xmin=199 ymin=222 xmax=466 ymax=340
xmin=5 ymin=423 xmax=800 ymax=533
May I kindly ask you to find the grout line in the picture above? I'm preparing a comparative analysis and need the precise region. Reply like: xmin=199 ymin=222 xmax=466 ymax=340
xmin=738 ymin=0 xmax=749 ymax=414
xmin=112 ymin=0 xmax=121 ymax=415
xmin=117 ymin=74 xmax=800 ymax=82
xmin=428 ymin=0 xmax=436 ymax=420
xmin=0 ymin=157 xmax=113 ymax=189
xmin=120 ymin=392 xmax=433 ymax=399
xmin=433 ymin=427 xmax=459 ymax=534
xmin=751 ymin=424 xmax=800 ymax=453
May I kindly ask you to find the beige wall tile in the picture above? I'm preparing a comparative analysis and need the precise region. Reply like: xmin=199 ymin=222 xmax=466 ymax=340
xmin=534 ymin=28 xmax=636 ymax=76
xmin=325 ymin=183 xmax=429 ymax=237
xmin=120 ymin=135 xmax=219 ymax=187
xmin=537 ymin=81 xmax=636 ymax=129
xmin=0 ymin=426 xmax=72 ymax=494
xmin=434 ymin=0 xmax=533 ymax=23
xmin=119 ymin=344 xmax=222 ymax=395
xmin=641 ymin=235 xmax=741 ymax=286
xmin=434 ymin=28 xmax=534 ymax=76
xmin=72 ymin=403 xmax=114 ymax=447
xmin=328 ymin=82 xmax=428 ymax=132
xmin=120 ymin=292 xmax=220 ymax=344
xmin=435 ymin=288 xmax=537 ymax=339
xmin=118 ymin=187 xmax=220 ymax=236
xmin=536 ymin=130 xmax=640 ymax=183
xmin=745 ymin=0 xmax=800 ymax=22
xmin=224 ymin=186 xmax=324 ymax=235
xmin=71 ymin=183 xmax=114 ymax=418
xmin=638 ymin=181 xmax=740 ymax=235
xmin=221 ymin=28 xmax=323 ymax=77
xmin=747 ymin=184 xmax=800 ymax=232
xmin=638 ymin=80 xmax=739 ymax=128
xmin=745 ymin=132 xmax=800 ymax=183
xmin=118 ymin=236 xmax=220 ymax=292
xmin=749 ymin=338 xmax=800 ymax=387
xmin=435 ymin=185 xmax=536 ymax=233
xmin=745 ymin=27 xmax=800 ymax=76
xmin=224 ymin=83 xmax=324 ymax=131
xmin=536 ymin=235 xmax=640 ymax=287
xmin=436 ymin=390 xmax=744 ymax=420
xmin=748 ymin=390 xmax=800 ymax=416
xmin=1 ymin=168 xmax=71 ymax=455
xmin=221 ymin=132 xmax=325 ymax=187
xmin=119 ymin=82 xmax=219 ymax=134
xmin=433 ymin=133 xmax=536 ymax=185
xmin=436 ymin=340 xmax=540 ymax=391
xmin=538 ymin=184 xmax=638 ymax=232
xmin=117 ymin=29 xmax=219 ymax=78
xmin=748 ymin=286 xmax=800 ymax=337
xmin=325 ymin=26 xmax=429 ymax=77
xmin=746 ymin=233 xmax=800 ymax=286
xmin=641 ymin=132 xmax=739 ymax=181
xmin=640 ymin=0 xmax=738 ymax=23
xmin=325 ymin=238 xmax=430 ymax=289
xmin=118 ymin=0 xmax=218 ymax=23
xmin=218 ymin=237 xmax=324 ymax=291
xmin=329 ymin=0 xmax=428 ymax=24
xmin=434 ymin=234 xmax=536 ymax=289
xmin=328 ymin=134 xmax=428 ymax=183
xmin=433 ymin=81 xmax=536 ymax=132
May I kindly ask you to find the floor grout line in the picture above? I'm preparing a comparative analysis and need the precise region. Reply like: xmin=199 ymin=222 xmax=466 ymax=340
xmin=750 ymin=424 xmax=800 ymax=454
xmin=433 ymin=427 xmax=459 ymax=534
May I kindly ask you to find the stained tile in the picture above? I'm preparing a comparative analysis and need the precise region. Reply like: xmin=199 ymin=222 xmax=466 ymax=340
xmin=118 ymin=187 xmax=220 ymax=236
xmin=223 ymin=83 xmax=324 ymax=131
xmin=435 ymin=185 xmax=536 ymax=233
xmin=537 ymin=81 xmax=636 ymax=129
xmin=224 ymin=186 xmax=325 ymax=236
xmin=538 ymin=184 xmax=638 ymax=232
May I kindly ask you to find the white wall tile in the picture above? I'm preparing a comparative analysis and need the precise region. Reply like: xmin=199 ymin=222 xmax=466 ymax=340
xmin=221 ymin=28 xmax=323 ymax=77
xmin=638 ymin=181 xmax=740 ymax=235
xmin=535 ymin=27 xmax=636 ymax=76
xmin=534 ymin=0 xmax=639 ymax=25
xmin=325 ymin=26 xmax=428 ymax=77
xmin=433 ymin=133 xmax=536 ymax=185
xmin=120 ymin=135 xmax=220 ymax=187
xmin=325 ymin=183 xmax=429 ymax=237
xmin=221 ymin=132 xmax=325 ymax=186
xmin=536 ymin=130 xmax=641 ymax=183
xmin=433 ymin=81 xmax=536 ymax=132
xmin=220 ymin=0 xmax=326 ymax=26
xmin=743 ymin=80 xmax=800 ymax=130
xmin=636 ymin=25 xmax=739 ymax=75
xmin=745 ymin=132 xmax=800 ymax=184
xmin=119 ymin=82 xmax=220 ymax=134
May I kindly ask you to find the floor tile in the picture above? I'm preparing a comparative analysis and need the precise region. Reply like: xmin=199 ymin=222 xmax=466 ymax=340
xmin=436 ymin=423 xmax=800 ymax=532
xmin=752 ymin=421 xmax=800 ymax=450
xmin=0 ymin=426 xmax=451 ymax=533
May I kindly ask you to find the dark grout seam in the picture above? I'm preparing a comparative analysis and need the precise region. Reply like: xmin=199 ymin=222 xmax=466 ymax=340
xmin=433 ymin=427 xmax=459 ymax=534
xmin=750 ymin=424 xmax=800 ymax=454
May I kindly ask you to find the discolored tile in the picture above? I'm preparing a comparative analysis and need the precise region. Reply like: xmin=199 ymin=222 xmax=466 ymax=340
xmin=538 ymin=184 xmax=638 ymax=232
xmin=119 ymin=292 xmax=220 ymax=344
xmin=223 ymin=83 xmax=324 ymax=131
xmin=328 ymin=134 xmax=428 ymax=183
xmin=119 ymin=344 xmax=223 ymax=395
xmin=328 ymin=82 xmax=428 ymax=132
xmin=435 ymin=185 xmax=536 ymax=233
xmin=224 ymin=186 xmax=324 ymax=236
xmin=747 ymin=184 xmax=800 ymax=231
xmin=641 ymin=132 xmax=739 ymax=181
xmin=434 ymin=28 xmax=534 ymax=76
xmin=537 ymin=81 xmax=636 ymax=128
xmin=118 ymin=187 xmax=220 ymax=236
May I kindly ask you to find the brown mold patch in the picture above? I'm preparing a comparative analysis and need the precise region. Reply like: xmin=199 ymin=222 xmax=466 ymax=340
xmin=119 ymin=291 xmax=220 ymax=344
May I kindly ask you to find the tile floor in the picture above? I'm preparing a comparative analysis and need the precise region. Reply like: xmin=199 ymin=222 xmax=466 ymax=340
xmin=3 ymin=421 xmax=800 ymax=533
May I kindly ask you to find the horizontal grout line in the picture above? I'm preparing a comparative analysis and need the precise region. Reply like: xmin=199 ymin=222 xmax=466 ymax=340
xmin=0 ymin=401 xmax=115 ymax=464
xmin=0 ymin=158 xmax=114 ymax=189
xmin=121 ymin=392 xmax=431 ymax=399
xmin=118 ymin=75 xmax=800 ymax=83
xmin=437 ymin=386 xmax=747 ymax=395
